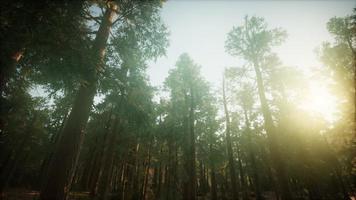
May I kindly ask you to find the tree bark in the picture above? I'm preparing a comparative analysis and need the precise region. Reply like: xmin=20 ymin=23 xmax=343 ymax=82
xmin=40 ymin=4 xmax=117 ymax=200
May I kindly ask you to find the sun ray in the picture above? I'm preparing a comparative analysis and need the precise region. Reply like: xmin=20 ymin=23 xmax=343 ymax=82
xmin=299 ymin=80 xmax=338 ymax=123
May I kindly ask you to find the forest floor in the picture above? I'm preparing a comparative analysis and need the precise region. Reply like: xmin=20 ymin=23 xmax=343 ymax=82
xmin=1 ymin=189 xmax=89 ymax=200
xmin=1 ymin=189 xmax=356 ymax=200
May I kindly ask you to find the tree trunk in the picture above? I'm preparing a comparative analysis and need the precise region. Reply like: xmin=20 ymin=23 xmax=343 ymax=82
xmin=156 ymin=148 xmax=163 ymax=199
xmin=209 ymin=143 xmax=218 ymax=200
xmin=182 ymin=87 xmax=197 ymax=200
xmin=199 ymin=160 xmax=207 ymax=195
xmin=132 ymin=142 xmax=141 ymax=200
xmin=39 ymin=110 xmax=70 ymax=189
xmin=252 ymin=60 xmax=292 ymax=200
xmin=40 ymin=4 xmax=117 ymax=200
xmin=0 ymin=114 xmax=37 ymax=196
xmin=188 ymin=87 xmax=197 ymax=199
xmin=236 ymin=146 xmax=248 ymax=200
xmin=96 ymin=118 xmax=120 ymax=200
xmin=141 ymin=147 xmax=151 ymax=200
xmin=222 ymin=75 xmax=239 ymax=200
xmin=243 ymin=109 xmax=263 ymax=200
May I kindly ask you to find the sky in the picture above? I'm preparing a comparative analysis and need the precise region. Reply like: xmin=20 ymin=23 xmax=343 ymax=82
xmin=146 ymin=0 xmax=355 ymax=88
xmin=30 ymin=1 xmax=354 ymax=122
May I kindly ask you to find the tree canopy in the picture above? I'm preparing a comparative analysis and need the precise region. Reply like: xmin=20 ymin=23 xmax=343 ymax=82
xmin=0 ymin=2 xmax=354 ymax=200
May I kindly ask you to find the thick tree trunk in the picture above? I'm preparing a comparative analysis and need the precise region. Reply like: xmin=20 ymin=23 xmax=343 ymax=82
xmin=252 ymin=60 xmax=292 ymax=200
xmin=222 ymin=75 xmax=239 ymax=200
xmin=40 ymin=4 xmax=117 ymax=200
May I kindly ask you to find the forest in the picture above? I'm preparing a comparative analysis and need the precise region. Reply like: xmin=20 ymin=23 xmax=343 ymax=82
xmin=0 ymin=1 xmax=355 ymax=200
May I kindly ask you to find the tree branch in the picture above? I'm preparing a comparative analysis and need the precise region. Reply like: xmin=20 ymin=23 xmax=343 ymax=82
xmin=82 ymin=10 xmax=102 ymax=24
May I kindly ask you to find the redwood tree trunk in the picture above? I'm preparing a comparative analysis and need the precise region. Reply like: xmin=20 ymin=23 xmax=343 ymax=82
xmin=40 ymin=4 xmax=117 ymax=200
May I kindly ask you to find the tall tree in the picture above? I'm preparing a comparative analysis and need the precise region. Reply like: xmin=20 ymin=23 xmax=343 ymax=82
xmin=225 ymin=15 xmax=292 ymax=200
xmin=40 ymin=1 xmax=168 ymax=199
xmin=222 ymin=71 xmax=239 ymax=200
xmin=164 ymin=54 xmax=215 ymax=199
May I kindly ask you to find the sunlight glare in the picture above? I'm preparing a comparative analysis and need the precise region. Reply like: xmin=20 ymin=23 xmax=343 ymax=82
xmin=299 ymin=81 xmax=338 ymax=123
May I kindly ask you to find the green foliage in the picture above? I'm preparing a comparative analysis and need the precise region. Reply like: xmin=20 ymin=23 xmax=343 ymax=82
xmin=0 ymin=3 xmax=355 ymax=200
xmin=225 ymin=16 xmax=287 ymax=61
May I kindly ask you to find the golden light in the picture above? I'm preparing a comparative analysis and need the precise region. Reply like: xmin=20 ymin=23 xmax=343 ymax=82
xmin=299 ymin=81 xmax=338 ymax=123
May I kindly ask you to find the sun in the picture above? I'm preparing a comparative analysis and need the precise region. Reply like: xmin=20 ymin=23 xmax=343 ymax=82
xmin=299 ymin=81 xmax=338 ymax=123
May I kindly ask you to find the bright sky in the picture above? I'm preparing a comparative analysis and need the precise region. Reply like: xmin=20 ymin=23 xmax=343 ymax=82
xmin=147 ymin=1 xmax=355 ymax=87
xmin=30 ymin=1 xmax=354 ymax=123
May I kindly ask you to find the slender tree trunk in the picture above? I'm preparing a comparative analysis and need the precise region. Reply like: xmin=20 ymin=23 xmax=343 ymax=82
xmin=252 ymin=60 xmax=292 ymax=200
xmin=96 ymin=118 xmax=120 ymax=200
xmin=40 ymin=4 xmax=117 ymax=200
xmin=80 ymin=136 xmax=99 ymax=190
xmin=90 ymin=111 xmax=114 ymax=196
xmin=141 ymin=147 xmax=151 ymax=200
xmin=173 ymin=141 xmax=179 ymax=199
xmin=166 ymin=139 xmax=172 ymax=199
xmin=209 ymin=143 xmax=218 ymax=200
xmin=222 ymin=75 xmax=239 ymax=200
xmin=0 ymin=114 xmax=37 ymax=196
xmin=152 ymin=166 xmax=158 ymax=192
xmin=121 ymin=163 xmax=129 ymax=200
xmin=236 ymin=146 xmax=248 ymax=200
xmin=39 ymin=110 xmax=70 ymax=189
xmin=243 ymin=109 xmax=263 ymax=200
xmin=188 ymin=87 xmax=197 ymax=199
xmin=199 ymin=160 xmax=207 ymax=195
xmin=221 ymin=170 xmax=228 ymax=200
xmin=132 ymin=142 xmax=141 ymax=200
xmin=156 ymin=148 xmax=163 ymax=199
xmin=182 ymin=87 xmax=196 ymax=200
